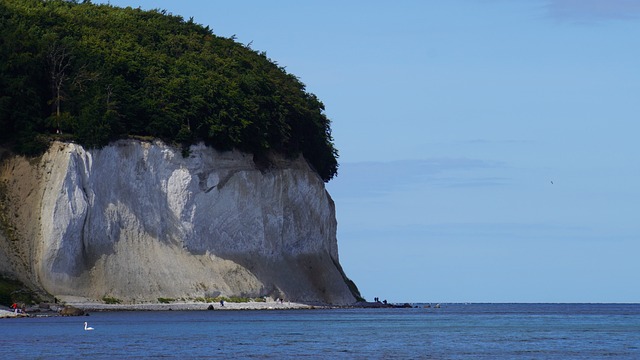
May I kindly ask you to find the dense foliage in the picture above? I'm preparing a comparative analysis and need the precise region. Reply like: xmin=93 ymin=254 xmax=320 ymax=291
xmin=0 ymin=0 xmax=338 ymax=180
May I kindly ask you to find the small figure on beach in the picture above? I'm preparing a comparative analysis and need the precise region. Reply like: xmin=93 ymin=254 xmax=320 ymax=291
xmin=11 ymin=302 xmax=18 ymax=314
xmin=220 ymin=300 xmax=224 ymax=307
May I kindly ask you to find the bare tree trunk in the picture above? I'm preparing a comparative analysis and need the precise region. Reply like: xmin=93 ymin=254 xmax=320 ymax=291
xmin=47 ymin=42 xmax=72 ymax=131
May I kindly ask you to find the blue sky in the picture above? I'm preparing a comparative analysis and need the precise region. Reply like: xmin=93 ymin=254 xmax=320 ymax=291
xmin=99 ymin=0 xmax=640 ymax=303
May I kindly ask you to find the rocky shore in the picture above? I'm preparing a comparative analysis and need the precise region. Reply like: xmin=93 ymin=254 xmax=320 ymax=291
xmin=0 ymin=300 xmax=322 ymax=318
xmin=1 ymin=299 xmax=414 ymax=318
xmin=0 ymin=303 xmax=70 ymax=318
xmin=68 ymin=300 xmax=320 ymax=312
xmin=0 ymin=308 xmax=30 ymax=318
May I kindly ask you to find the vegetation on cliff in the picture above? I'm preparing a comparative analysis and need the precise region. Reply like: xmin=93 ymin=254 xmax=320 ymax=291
xmin=0 ymin=276 xmax=41 ymax=307
xmin=0 ymin=0 xmax=338 ymax=180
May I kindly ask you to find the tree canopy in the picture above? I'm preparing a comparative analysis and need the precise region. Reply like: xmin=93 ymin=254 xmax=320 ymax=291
xmin=0 ymin=0 xmax=338 ymax=181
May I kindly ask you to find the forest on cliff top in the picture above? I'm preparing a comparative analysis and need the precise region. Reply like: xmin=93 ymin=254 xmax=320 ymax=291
xmin=0 ymin=0 xmax=338 ymax=181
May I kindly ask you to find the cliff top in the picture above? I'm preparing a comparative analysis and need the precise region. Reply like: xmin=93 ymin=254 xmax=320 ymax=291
xmin=0 ymin=0 xmax=338 ymax=181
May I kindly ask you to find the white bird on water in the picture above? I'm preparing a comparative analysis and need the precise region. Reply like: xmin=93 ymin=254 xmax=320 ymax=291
xmin=84 ymin=322 xmax=94 ymax=331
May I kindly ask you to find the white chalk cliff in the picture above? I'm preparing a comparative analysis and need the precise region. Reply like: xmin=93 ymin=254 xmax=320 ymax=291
xmin=0 ymin=140 xmax=357 ymax=304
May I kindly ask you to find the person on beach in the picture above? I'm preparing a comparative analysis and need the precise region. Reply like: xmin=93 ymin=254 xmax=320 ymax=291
xmin=11 ymin=303 xmax=18 ymax=314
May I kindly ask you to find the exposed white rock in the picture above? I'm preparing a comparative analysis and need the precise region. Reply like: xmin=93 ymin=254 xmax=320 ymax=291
xmin=0 ymin=140 xmax=356 ymax=304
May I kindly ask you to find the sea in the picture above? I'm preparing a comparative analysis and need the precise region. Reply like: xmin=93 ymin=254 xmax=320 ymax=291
xmin=1 ymin=303 xmax=639 ymax=359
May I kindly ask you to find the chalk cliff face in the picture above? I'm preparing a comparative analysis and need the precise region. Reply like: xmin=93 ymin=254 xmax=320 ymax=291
xmin=0 ymin=140 xmax=356 ymax=304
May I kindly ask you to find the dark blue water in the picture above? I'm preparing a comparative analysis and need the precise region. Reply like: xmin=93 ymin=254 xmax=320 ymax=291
xmin=1 ymin=304 xmax=639 ymax=359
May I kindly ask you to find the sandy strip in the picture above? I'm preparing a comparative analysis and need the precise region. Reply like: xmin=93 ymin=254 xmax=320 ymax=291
xmin=1 ymin=301 xmax=328 ymax=318
xmin=65 ymin=300 xmax=323 ymax=312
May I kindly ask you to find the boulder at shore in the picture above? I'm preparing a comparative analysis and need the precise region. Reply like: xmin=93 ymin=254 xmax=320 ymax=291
xmin=59 ymin=305 xmax=85 ymax=316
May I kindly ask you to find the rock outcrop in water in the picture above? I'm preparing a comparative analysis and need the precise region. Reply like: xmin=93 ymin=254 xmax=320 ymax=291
xmin=0 ymin=140 xmax=357 ymax=305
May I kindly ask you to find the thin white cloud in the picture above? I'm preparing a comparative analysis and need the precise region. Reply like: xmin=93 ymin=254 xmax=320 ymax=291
xmin=341 ymin=221 xmax=595 ymax=242
xmin=545 ymin=0 xmax=640 ymax=23
xmin=327 ymin=158 xmax=507 ymax=198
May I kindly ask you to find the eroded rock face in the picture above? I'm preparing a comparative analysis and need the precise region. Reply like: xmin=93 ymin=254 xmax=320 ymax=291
xmin=0 ymin=140 xmax=356 ymax=304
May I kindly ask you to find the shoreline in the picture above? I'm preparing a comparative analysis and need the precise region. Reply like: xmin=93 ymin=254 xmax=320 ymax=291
xmin=66 ymin=300 xmax=411 ymax=312
xmin=0 ymin=300 xmax=326 ymax=317
xmin=69 ymin=300 xmax=323 ymax=312
xmin=1 ymin=300 xmax=411 ymax=318
xmin=0 ymin=309 xmax=30 ymax=318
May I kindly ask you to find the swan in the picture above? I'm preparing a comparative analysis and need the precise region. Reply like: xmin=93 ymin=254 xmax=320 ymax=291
xmin=84 ymin=322 xmax=94 ymax=331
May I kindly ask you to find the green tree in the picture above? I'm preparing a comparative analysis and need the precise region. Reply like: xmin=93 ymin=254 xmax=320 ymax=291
xmin=0 ymin=0 xmax=339 ymax=180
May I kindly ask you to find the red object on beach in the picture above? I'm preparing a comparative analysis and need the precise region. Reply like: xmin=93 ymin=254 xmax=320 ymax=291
xmin=11 ymin=303 xmax=17 ymax=309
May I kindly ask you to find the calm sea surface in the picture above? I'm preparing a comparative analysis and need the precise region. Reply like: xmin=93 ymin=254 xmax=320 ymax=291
xmin=1 ymin=303 xmax=639 ymax=359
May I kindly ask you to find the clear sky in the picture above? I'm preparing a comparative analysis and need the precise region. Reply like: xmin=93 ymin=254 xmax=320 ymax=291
xmin=98 ymin=0 xmax=640 ymax=303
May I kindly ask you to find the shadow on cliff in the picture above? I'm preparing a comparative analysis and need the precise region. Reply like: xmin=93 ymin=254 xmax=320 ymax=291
xmin=221 ymin=251 xmax=361 ymax=305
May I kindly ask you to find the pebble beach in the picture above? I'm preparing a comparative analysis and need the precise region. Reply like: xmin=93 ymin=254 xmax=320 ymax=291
xmin=1 ymin=299 xmax=323 ymax=318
